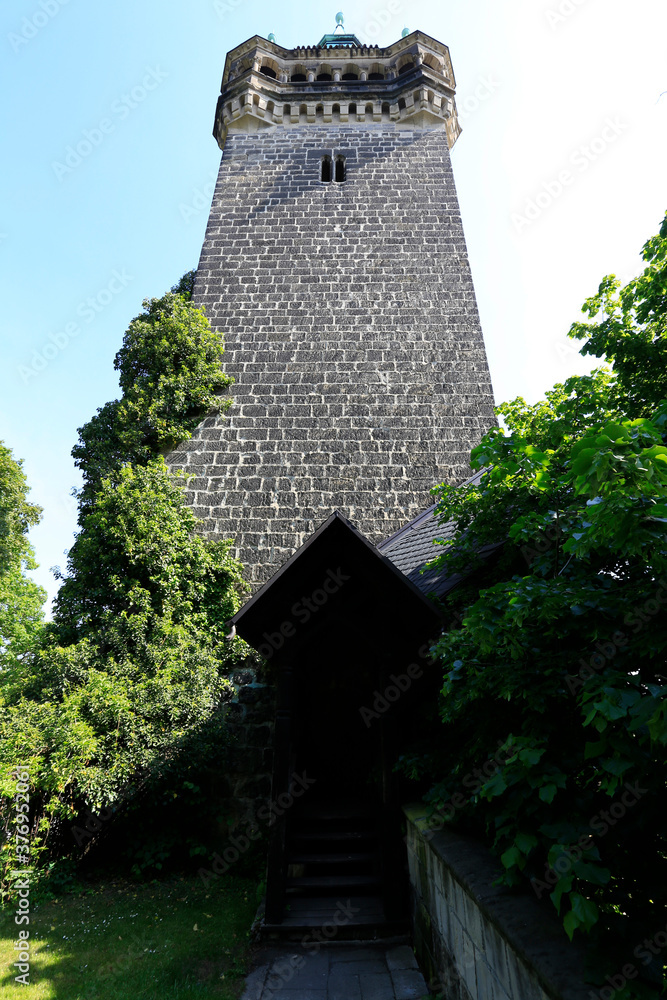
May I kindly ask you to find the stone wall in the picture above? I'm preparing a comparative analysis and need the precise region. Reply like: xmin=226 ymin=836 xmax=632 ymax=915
xmin=166 ymin=121 xmax=496 ymax=587
xmin=221 ymin=656 xmax=276 ymax=827
xmin=404 ymin=806 xmax=590 ymax=1000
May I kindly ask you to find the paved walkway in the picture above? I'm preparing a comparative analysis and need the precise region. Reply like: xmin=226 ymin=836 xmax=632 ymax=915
xmin=240 ymin=942 xmax=431 ymax=999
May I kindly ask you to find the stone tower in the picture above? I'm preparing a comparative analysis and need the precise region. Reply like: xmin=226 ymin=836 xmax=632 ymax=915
xmin=168 ymin=20 xmax=496 ymax=587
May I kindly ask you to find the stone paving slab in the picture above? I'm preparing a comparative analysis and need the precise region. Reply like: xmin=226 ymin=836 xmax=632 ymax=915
xmin=240 ymin=943 xmax=431 ymax=999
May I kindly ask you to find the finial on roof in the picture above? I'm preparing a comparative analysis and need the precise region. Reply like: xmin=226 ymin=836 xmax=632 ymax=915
xmin=335 ymin=12 xmax=345 ymax=33
xmin=268 ymin=32 xmax=277 ymax=42
xmin=401 ymin=26 xmax=410 ymax=37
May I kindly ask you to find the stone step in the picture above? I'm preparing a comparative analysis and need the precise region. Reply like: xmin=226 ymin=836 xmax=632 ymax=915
xmin=288 ymin=851 xmax=376 ymax=865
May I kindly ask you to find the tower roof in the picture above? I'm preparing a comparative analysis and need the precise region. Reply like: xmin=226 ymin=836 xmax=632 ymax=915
xmin=317 ymin=11 xmax=362 ymax=48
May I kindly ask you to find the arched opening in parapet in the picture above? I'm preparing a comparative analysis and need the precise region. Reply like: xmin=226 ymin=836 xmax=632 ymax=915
xmin=267 ymin=100 xmax=275 ymax=118
xmin=422 ymin=53 xmax=442 ymax=74
xmin=260 ymin=59 xmax=279 ymax=79
xmin=253 ymin=94 xmax=260 ymax=107
xmin=335 ymin=155 xmax=346 ymax=183
xmin=365 ymin=103 xmax=374 ymax=120
xmin=348 ymin=103 xmax=357 ymax=116
xmin=283 ymin=104 xmax=291 ymax=122
xmin=398 ymin=57 xmax=415 ymax=76
xmin=321 ymin=155 xmax=333 ymax=183
xmin=368 ymin=63 xmax=385 ymax=80
xmin=316 ymin=104 xmax=324 ymax=119
xmin=342 ymin=64 xmax=359 ymax=80
xmin=332 ymin=103 xmax=341 ymax=121
xmin=299 ymin=103 xmax=307 ymax=121
xmin=398 ymin=97 xmax=406 ymax=111
xmin=427 ymin=90 xmax=435 ymax=106
xmin=381 ymin=101 xmax=390 ymax=119
xmin=291 ymin=65 xmax=308 ymax=82
xmin=413 ymin=90 xmax=421 ymax=107
xmin=317 ymin=64 xmax=333 ymax=81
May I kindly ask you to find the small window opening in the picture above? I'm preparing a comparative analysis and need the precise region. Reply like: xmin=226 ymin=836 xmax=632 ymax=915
xmin=334 ymin=155 xmax=346 ymax=183
xmin=283 ymin=104 xmax=291 ymax=120
xmin=381 ymin=101 xmax=390 ymax=116
xmin=365 ymin=103 xmax=374 ymax=118
xmin=321 ymin=156 xmax=333 ymax=182
xmin=316 ymin=104 xmax=324 ymax=118
xmin=332 ymin=103 xmax=341 ymax=120
xmin=398 ymin=97 xmax=406 ymax=111
xmin=348 ymin=103 xmax=357 ymax=115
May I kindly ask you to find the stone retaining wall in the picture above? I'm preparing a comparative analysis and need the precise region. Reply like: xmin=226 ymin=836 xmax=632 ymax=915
xmin=404 ymin=805 xmax=590 ymax=1000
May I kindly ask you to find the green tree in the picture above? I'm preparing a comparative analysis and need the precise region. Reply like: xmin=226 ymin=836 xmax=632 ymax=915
xmin=72 ymin=285 xmax=232 ymax=516
xmin=0 ymin=277 xmax=248 ymax=892
xmin=0 ymin=442 xmax=45 ymax=682
xmin=414 ymin=215 xmax=667 ymax=995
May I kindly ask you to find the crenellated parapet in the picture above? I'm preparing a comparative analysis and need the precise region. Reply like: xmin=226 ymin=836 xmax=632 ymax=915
xmin=213 ymin=30 xmax=461 ymax=149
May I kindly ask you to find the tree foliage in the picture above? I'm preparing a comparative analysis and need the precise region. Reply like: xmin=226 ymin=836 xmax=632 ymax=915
xmin=72 ymin=285 xmax=232 ymax=516
xmin=0 ymin=277 xmax=247 ymax=893
xmin=0 ymin=442 xmax=46 ymax=680
xmin=414 ymin=215 xmax=667 ymax=995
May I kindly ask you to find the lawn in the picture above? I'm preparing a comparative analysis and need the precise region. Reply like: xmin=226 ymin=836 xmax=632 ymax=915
xmin=0 ymin=872 xmax=258 ymax=998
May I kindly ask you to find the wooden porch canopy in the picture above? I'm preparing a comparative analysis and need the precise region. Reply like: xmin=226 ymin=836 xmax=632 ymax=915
xmin=228 ymin=511 xmax=444 ymax=927
xmin=229 ymin=510 xmax=444 ymax=670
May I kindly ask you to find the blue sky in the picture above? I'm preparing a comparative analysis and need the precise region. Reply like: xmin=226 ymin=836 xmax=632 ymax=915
xmin=1 ymin=0 xmax=666 ymax=608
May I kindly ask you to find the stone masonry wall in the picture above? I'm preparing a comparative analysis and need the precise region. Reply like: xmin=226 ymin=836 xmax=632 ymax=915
xmin=167 ymin=123 xmax=496 ymax=585
xmin=404 ymin=806 xmax=590 ymax=1000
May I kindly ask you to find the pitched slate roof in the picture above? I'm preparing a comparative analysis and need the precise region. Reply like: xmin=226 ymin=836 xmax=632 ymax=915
xmin=377 ymin=469 xmax=495 ymax=600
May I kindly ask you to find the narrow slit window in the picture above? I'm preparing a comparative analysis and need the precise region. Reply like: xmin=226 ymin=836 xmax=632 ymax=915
xmin=334 ymin=155 xmax=346 ymax=183
xmin=321 ymin=156 xmax=333 ymax=182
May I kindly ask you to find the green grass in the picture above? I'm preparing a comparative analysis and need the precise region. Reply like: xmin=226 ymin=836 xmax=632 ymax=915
xmin=0 ymin=872 xmax=258 ymax=999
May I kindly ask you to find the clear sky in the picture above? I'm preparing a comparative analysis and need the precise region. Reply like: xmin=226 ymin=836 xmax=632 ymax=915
xmin=1 ymin=0 xmax=666 ymax=609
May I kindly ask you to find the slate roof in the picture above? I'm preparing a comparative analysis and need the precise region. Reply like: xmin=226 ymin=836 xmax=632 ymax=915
xmin=378 ymin=468 xmax=497 ymax=600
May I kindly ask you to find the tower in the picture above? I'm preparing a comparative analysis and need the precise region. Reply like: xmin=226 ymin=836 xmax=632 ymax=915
xmin=168 ymin=20 xmax=496 ymax=587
